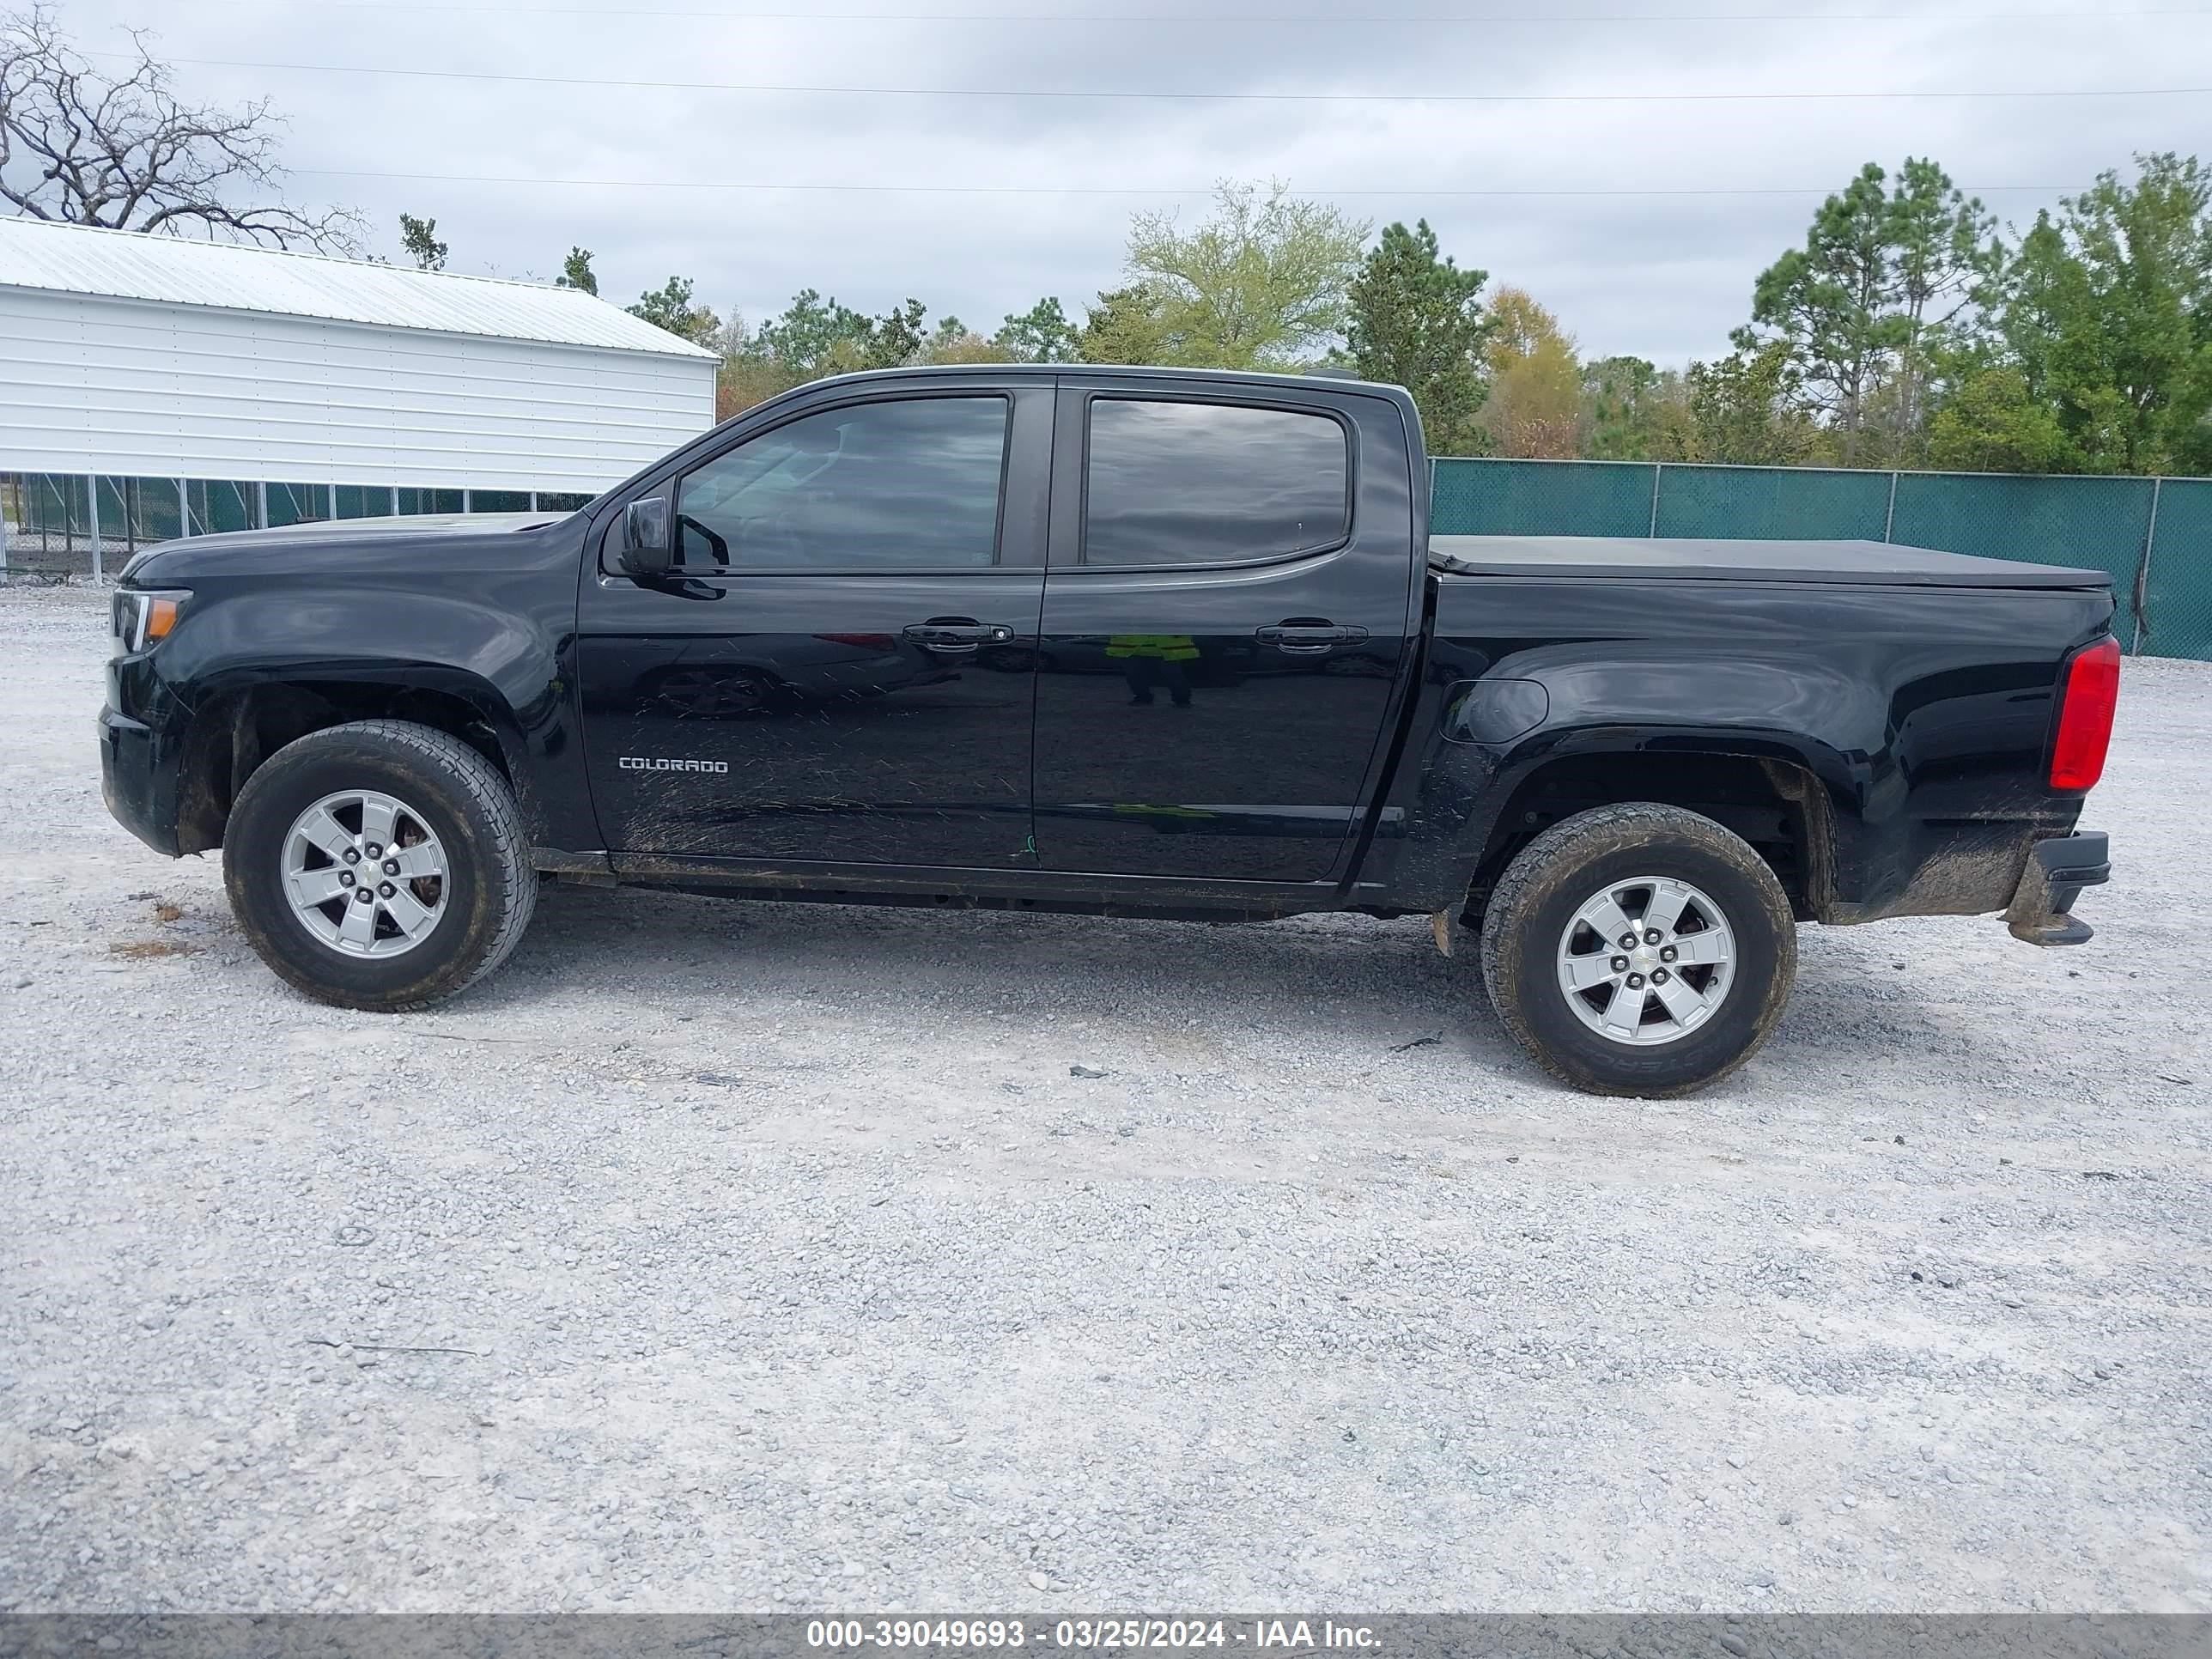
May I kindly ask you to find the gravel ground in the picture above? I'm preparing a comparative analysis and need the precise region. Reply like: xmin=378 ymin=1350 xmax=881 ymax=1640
xmin=2 ymin=582 xmax=2208 ymax=1614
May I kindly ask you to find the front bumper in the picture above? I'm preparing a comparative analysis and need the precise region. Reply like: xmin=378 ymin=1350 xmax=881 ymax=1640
xmin=100 ymin=704 xmax=181 ymax=856
xmin=2004 ymin=830 xmax=2109 ymax=947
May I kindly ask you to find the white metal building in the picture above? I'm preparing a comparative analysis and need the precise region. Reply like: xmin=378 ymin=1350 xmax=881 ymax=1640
xmin=0 ymin=216 xmax=719 ymax=572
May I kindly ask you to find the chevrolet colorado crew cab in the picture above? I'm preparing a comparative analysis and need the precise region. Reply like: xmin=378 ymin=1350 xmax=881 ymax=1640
xmin=99 ymin=364 xmax=2118 ymax=1096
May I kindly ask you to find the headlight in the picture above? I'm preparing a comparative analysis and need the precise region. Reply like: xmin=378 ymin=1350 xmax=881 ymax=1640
xmin=111 ymin=588 xmax=191 ymax=656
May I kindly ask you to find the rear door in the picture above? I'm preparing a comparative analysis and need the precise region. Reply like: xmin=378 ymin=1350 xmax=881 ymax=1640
xmin=576 ymin=380 xmax=1051 ymax=869
xmin=1030 ymin=378 xmax=1420 ymax=882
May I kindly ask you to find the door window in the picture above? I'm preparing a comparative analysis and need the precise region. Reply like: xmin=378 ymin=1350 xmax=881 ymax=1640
xmin=1082 ymin=398 xmax=1350 ymax=568
xmin=673 ymin=395 xmax=1010 ymax=571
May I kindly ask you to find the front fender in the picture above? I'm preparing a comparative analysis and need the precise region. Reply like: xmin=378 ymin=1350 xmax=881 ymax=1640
xmin=157 ymin=586 xmax=585 ymax=848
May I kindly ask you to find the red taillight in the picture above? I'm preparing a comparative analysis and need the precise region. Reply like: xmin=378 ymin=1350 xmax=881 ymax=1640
xmin=814 ymin=633 xmax=896 ymax=651
xmin=2050 ymin=635 xmax=2121 ymax=793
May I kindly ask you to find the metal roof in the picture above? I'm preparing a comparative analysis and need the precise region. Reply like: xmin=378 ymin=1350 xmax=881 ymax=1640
xmin=0 ymin=216 xmax=717 ymax=359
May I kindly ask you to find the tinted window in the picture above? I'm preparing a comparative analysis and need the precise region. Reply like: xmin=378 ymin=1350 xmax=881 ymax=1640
xmin=1083 ymin=398 xmax=1349 ymax=567
xmin=676 ymin=396 xmax=1009 ymax=570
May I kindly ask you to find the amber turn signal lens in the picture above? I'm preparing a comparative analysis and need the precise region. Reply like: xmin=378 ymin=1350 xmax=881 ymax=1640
xmin=112 ymin=588 xmax=191 ymax=653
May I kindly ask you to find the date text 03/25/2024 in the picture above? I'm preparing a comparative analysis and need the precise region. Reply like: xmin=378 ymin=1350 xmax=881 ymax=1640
xmin=805 ymin=1620 xmax=1380 ymax=1650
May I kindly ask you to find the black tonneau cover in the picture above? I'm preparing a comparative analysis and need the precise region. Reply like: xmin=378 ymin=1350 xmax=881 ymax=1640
xmin=1429 ymin=534 xmax=2108 ymax=590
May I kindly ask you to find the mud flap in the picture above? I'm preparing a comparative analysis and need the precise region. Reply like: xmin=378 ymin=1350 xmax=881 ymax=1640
xmin=2004 ymin=830 xmax=2109 ymax=947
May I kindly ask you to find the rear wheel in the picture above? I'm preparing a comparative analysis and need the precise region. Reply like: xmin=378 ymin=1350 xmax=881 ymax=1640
xmin=222 ymin=720 xmax=537 ymax=1011
xmin=1479 ymin=803 xmax=1796 ymax=1096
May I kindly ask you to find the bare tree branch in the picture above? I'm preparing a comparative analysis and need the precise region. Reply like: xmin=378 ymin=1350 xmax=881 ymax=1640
xmin=0 ymin=4 xmax=362 ymax=252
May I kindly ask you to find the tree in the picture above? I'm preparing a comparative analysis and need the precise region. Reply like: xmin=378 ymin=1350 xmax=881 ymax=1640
xmin=746 ymin=289 xmax=939 ymax=375
xmin=398 ymin=212 xmax=447 ymax=272
xmin=1996 ymin=154 xmax=2212 ymax=474
xmin=1579 ymin=356 xmax=1667 ymax=460
xmin=1486 ymin=287 xmax=1567 ymax=365
xmin=866 ymin=298 xmax=929 ymax=368
xmin=1741 ymin=164 xmax=1897 ymax=464
xmin=908 ymin=313 xmax=1012 ymax=365
xmin=1741 ymin=158 xmax=2000 ymax=465
xmin=1084 ymin=179 xmax=1370 ymax=368
xmin=1879 ymin=159 xmax=1999 ymax=463
xmin=628 ymin=276 xmax=718 ymax=345
xmin=0 ymin=3 xmax=358 ymax=249
xmin=1343 ymin=219 xmax=1491 ymax=454
xmin=712 ymin=289 xmax=994 ymax=415
xmin=1480 ymin=288 xmax=1581 ymax=459
xmin=1077 ymin=283 xmax=1182 ymax=365
xmin=1996 ymin=212 xmax=2080 ymax=414
xmin=1487 ymin=344 xmax=1581 ymax=459
xmin=713 ymin=312 xmax=793 ymax=420
xmin=750 ymin=289 xmax=872 ymax=375
xmin=920 ymin=328 xmax=1017 ymax=366
xmin=1670 ymin=341 xmax=1826 ymax=466
xmin=1926 ymin=367 xmax=2076 ymax=472
xmin=995 ymin=296 xmax=1079 ymax=363
xmin=556 ymin=246 xmax=598 ymax=295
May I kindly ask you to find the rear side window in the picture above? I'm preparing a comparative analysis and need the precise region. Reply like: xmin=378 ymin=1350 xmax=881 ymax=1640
xmin=1081 ymin=398 xmax=1350 ymax=567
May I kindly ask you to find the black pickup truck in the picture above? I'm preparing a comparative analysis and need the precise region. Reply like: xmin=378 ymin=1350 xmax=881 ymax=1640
xmin=99 ymin=364 xmax=2118 ymax=1096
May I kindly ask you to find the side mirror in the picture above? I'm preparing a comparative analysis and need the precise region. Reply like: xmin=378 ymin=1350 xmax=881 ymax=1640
xmin=619 ymin=496 xmax=672 ymax=578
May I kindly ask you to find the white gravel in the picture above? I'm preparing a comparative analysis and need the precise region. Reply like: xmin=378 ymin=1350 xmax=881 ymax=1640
xmin=2 ymin=582 xmax=2208 ymax=1613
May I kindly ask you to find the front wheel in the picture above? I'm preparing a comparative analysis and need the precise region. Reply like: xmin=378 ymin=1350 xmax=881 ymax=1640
xmin=222 ymin=720 xmax=538 ymax=1011
xmin=1479 ymin=803 xmax=1797 ymax=1097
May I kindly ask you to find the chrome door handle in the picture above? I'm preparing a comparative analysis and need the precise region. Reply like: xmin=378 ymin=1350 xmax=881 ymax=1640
xmin=903 ymin=621 xmax=1014 ymax=652
xmin=1255 ymin=623 xmax=1367 ymax=653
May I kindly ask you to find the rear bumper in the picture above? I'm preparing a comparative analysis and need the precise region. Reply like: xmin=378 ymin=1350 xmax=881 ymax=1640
xmin=2004 ymin=830 xmax=2109 ymax=947
xmin=99 ymin=704 xmax=181 ymax=856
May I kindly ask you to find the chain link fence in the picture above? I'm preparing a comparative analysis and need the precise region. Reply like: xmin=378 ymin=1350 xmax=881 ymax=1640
xmin=9 ymin=460 xmax=2205 ymax=660
xmin=1431 ymin=459 xmax=2211 ymax=661
xmin=0 ymin=472 xmax=596 ymax=583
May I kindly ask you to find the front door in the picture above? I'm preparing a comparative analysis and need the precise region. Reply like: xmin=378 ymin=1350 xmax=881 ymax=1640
xmin=577 ymin=381 xmax=1052 ymax=868
xmin=1030 ymin=380 xmax=1419 ymax=883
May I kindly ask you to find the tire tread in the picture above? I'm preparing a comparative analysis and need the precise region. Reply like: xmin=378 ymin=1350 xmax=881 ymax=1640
xmin=1479 ymin=801 xmax=1796 ymax=1097
xmin=224 ymin=719 xmax=535 ymax=1011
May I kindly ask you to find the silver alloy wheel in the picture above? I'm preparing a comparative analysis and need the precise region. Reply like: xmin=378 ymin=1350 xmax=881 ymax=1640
xmin=281 ymin=788 xmax=449 ymax=958
xmin=1554 ymin=874 xmax=1735 ymax=1047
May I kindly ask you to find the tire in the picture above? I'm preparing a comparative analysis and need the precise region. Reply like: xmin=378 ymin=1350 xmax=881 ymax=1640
xmin=222 ymin=720 xmax=538 ymax=1012
xmin=1479 ymin=802 xmax=1796 ymax=1097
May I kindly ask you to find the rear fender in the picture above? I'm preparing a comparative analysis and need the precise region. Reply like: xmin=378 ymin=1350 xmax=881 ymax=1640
xmin=1387 ymin=653 xmax=1868 ymax=914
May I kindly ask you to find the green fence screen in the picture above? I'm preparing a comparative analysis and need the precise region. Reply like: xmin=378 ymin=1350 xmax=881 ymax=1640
xmin=1429 ymin=459 xmax=2212 ymax=662
xmin=2142 ymin=479 xmax=2212 ymax=662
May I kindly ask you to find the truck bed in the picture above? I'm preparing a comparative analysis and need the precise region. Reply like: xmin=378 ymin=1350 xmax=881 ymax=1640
xmin=1429 ymin=535 xmax=2109 ymax=589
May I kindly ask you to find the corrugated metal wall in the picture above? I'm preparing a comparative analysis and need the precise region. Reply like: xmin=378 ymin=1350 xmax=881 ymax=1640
xmin=0 ymin=287 xmax=717 ymax=495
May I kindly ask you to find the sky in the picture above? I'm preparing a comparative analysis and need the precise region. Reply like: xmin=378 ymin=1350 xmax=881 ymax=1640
xmin=29 ymin=0 xmax=2212 ymax=367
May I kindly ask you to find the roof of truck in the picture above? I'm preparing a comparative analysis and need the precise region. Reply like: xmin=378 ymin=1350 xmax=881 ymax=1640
xmin=1429 ymin=534 xmax=2110 ymax=589
xmin=781 ymin=362 xmax=1403 ymax=392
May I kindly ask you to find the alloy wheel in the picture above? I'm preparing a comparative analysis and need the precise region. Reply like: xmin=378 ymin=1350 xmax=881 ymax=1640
xmin=281 ymin=788 xmax=449 ymax=958
xmin=1554 ymin=874 xmax=1735 ymax=1046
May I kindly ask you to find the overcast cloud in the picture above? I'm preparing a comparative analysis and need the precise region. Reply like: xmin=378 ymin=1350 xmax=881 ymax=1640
xmin=40 ymin=0 xmax=2212 ymax=365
